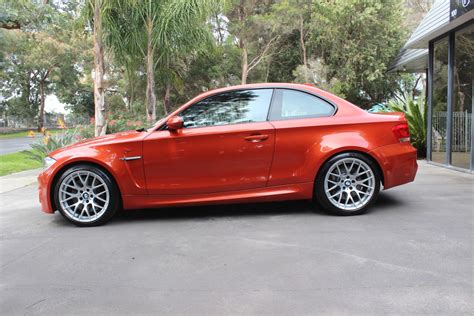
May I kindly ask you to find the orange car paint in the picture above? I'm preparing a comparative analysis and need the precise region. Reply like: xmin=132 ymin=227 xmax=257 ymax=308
xmin=38 ymin=83 xmax=417 ymax=214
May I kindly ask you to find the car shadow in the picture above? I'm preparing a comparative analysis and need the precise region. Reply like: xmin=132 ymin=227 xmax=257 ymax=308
xmin=49 ymin=192 xmax=402 ymax=227
xmin=112 ymin=200 xmax=315 ymax=224
xmin=109 ymin=191 xmax=402 ymax=224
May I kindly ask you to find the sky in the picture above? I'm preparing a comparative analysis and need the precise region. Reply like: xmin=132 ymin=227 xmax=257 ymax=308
xmin=45 ymin=95 xmax=67 ymax=114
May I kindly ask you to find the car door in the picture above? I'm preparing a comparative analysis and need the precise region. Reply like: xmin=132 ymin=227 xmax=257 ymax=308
xmin=143 ymin=89 xmax=276 ymax=195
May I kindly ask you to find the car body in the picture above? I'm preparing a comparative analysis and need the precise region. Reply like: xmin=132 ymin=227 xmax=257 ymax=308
xmin=38 ymin=83 xmax=418 ymax=226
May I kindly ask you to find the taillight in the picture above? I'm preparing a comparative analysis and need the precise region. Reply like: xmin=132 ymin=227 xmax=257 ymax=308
xmin=392 ymin=123 xmax=410 ymax=143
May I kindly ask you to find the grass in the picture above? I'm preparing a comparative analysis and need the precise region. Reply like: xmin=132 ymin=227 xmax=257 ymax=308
xmin=0 ymin=131 xmax=31 ymax=138
xmin=0 ymin=150 xmax=43 ymax=176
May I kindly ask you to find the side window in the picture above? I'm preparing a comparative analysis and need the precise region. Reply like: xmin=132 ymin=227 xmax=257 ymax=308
xmin=179 ymin=89 xmax=273 ymax=128
xmin=269 ymin=89 xmax=335 ymax=120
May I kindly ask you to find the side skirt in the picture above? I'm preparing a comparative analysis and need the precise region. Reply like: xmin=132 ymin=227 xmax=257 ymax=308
xmin=122 ymin=182 xmax=314 ymax=210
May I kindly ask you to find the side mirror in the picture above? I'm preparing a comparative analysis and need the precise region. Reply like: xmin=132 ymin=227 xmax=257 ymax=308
xmin=167 ymin=116 xmax=183 ymax=131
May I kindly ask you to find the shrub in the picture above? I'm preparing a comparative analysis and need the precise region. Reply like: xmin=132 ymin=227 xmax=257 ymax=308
xmin=28 ymin=129 xmax=83 ymax=162
xmin=388 ymin=98 xmax=427 ymax=158
xmin=76 ymin=124 xmax=95 ymax=139
xmin=107 ymin=112 xmax=147 ymax=134
xmin=28 ymin=113 xmax=149 ymax=162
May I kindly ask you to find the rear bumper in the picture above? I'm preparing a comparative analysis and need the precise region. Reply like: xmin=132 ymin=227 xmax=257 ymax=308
xmin=370 ymin=143 xmax=418 ymax=189
xmin=38 ymin=169 xmax=54 ymax=214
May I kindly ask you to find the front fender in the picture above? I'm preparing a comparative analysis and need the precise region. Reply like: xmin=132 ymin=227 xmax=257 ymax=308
xmin=38 ymin=141 xmax=146 ymax=213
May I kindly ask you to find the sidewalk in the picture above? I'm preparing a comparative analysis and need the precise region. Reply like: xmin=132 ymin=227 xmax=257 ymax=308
xmin=0 ymin=168 xmax=42 ymax=194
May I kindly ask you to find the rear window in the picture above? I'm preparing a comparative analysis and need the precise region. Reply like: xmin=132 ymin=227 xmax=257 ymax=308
xmin=269 ymin=89 xmax=335 ymax=120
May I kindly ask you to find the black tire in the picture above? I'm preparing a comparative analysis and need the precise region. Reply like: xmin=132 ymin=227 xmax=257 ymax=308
xmin=314 ymin=152 xmax=380 ymax=216
xmin=53 ymin=164 xmax=119 ymax=227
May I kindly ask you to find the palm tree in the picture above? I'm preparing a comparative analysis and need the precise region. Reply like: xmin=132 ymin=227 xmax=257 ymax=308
xmin=104 ymin=0 xmax=216 ymax=122
xmin=85 ymin=0 xmax=216 ymax=134
xmin=85 ymin=0 xmax=110 ymax=136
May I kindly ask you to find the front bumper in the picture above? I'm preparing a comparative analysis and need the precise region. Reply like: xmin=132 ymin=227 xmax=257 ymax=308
xmin=38 ymin=168 xmax=55 ymax=213
xmin=370 ymin=143 xmax=418 ymax=189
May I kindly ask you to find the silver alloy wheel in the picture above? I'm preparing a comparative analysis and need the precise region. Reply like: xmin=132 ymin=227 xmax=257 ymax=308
xmin=58 ymin=170 xmax=110 ymax=223
xmin=323 ymin=157 xmax=375 ymax=211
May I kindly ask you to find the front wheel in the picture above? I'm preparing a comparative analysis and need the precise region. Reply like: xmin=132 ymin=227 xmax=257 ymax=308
xmin=53 ymin=165 xmax=119 ymax=226
xmin=315 ymin=153 xmax=380 ymax=216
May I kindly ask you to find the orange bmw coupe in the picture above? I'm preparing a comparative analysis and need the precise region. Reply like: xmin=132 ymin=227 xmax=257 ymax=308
xmin=38 ymin=83 xmax=417 ymax=226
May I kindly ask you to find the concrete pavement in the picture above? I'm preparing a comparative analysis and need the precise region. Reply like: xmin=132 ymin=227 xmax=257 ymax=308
xmin=0 ymin=168 xmax=42 ymax=194
xmin=0 ymin=161 xmax=473 ymax=314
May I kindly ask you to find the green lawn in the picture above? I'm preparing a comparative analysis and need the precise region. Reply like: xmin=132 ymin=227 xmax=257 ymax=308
xmin=0 ymin=150 xmax=43 ymax=176
xmin=0 ymin=131 xmax=31 ymax=139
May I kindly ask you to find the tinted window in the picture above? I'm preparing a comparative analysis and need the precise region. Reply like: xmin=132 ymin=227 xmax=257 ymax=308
xmin=179 ymin=89 xmax=273 ymax=128
xmin=270 ymin=89 xmax=334 ymax=120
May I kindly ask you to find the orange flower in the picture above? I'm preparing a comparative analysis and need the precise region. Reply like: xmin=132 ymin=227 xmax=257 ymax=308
xmin=57 ymin=117 xmax=66 ymax=129
xmin=126 ymin=121 xmax=133 ymax=126
xmin=109 ymin=120 xmax=116 ymax=126
xmin=135 ymin=120 xmax=142 ymax=126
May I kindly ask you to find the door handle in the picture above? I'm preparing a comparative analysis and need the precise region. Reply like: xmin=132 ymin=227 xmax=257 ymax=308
xmin=120 ymin=156 xmax=142 ymax=161
xmin=244 ymin=134 xmax=269 ymax=142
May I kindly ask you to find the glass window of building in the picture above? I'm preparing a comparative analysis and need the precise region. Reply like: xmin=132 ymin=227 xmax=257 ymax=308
xmin=431 ymin=37 xmax=449 ymax=164
xmin=451 ymin=24 xmax=473 ymax=169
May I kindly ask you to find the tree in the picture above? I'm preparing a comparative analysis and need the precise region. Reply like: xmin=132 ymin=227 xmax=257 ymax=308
xmin=270 ymin=0 xmax=313 ymax=81
xmin=227 ymin=0 xmax=279 ymax=84
xmin=1 ymin=1 xmax=85 ymax=131
xmin=86 ymin=0 xmax=108 ymax=136
xmin=310 ymin=0 xmax=406 ymax=108
xmin=102 ymin=0 xmax=216 ymax=121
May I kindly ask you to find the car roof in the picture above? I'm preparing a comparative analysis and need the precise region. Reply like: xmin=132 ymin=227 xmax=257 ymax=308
xmin=157 ymin=83 xmax=366 ymax=127
xmin=205 ymin=83 xmax=320 ymax=94
xmin=195 ymin=83 xmax=365 ymax=115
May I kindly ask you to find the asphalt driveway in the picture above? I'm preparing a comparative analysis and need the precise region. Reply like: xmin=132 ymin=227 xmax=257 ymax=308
xmin=0 ymin=137 xmax=37 ymax=155
xmin=0 ymin=162 xmax=473 ymax=314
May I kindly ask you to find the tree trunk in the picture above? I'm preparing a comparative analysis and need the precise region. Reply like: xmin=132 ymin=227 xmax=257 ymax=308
xmin=126 ymin=71 xmax=134 ymax=112
xmin=24 ymin=72 xmax=30 ymax=111
xmin=163 ymin=83 xmax=171 ymax=115
xmin=93 ymin=0 xmax=107 ymax=136
xmin=124 ymin=69 xmax=131 ymax=111
xmin=127 ymin=91 xmax=133 ymax=111
xmin=145 ymin=21 xmax=156 ymax=122
xmin=265 ymin=57 xmax=272 ymax=82
xmin=299 ymin=14 xmax=308 ymax=82
xmin=37 ymin=80 xmax=46 ymax=132
xmin=241 ymin=41 xmax=248 ymax=85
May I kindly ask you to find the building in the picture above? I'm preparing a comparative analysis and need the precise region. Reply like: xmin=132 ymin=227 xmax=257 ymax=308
xmin=390 ymin=0 xmax=473 ymax=172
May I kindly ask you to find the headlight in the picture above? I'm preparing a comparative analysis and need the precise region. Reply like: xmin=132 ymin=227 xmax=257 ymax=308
xmin=44 ymin=157 xmax=57 ymax=169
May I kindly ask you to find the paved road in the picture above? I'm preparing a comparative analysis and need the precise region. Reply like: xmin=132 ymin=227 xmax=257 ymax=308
xmin=0 ymin=137 xmax=37 ymax=155
xmin=1 ymin=162 xmax=473 ymax=314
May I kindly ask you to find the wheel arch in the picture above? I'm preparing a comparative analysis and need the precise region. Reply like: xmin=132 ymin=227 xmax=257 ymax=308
xmin=314 ymin=150 xmax=385 ymax=188
xmin=49 ymin=160 xmax=123 ymax=212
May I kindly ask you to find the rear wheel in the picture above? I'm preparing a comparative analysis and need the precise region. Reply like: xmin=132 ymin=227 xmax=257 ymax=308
xmin=54 ymin=165 xmax=119 ymax=226
xmin=315 ymin=153 xmax=380 ymax=216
